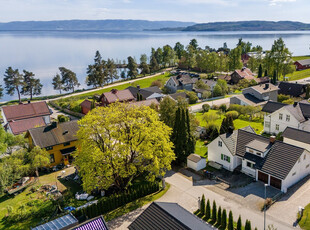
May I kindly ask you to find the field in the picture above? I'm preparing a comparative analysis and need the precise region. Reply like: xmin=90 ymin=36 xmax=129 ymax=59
xmin=292 ymin=56 xmax=310 ymax=61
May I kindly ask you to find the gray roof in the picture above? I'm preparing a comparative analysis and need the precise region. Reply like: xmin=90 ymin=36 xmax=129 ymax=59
xmin=128 ymin=202 xmax=215 ymax=230
xmin=286 ymin=103 xmax=306 ymax=122
xmin=296 ymin=59 xmax=310 ymax=66
xmin=219 ymin=126 xmax=255 ymax=155
xmin=32 ymin=213 xmax=78 ymax=230
xmin=172 ymin=75 xmax=194 ymax=86
xmin=262 ymin=101 xmax=286 ymax=113
xmin=126 ymin=86 xmax=154 ymax=100
xmin=187 ymin=154 xmax=205 ymax=163
xmin=258 ymin=141 xmax=305 ymax=180
xmin=282 ymin=127 xmax=310 ymax=145
xmin=249 ymin=84 xmax=279 ymax=94
xmin=246 ymin=139 xmax=270 ymax=153
xmin=143 ymin=86 xmax=162 ymax=94
xmin=233 ymin=94 xmax=266 ymax=106
xmin=27 ymin=121 xmax=79 ymax=148
xmin=169 ymin=92 xmax=188 ymax=101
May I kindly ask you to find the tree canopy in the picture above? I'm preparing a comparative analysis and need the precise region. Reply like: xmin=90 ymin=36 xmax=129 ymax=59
xmin=75 ymin=103 xmax=175 ymax=192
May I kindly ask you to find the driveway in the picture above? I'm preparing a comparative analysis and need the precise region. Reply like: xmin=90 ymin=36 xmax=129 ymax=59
xmin=190 ymin=97 xmax=231 ymax=112
xmin=107 ymin=171 xmax=294 ymax=230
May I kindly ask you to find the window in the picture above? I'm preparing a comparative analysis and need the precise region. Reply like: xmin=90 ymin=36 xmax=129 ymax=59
xmin=286 ymin=115 xmax=290 ymax=122
xmin=265 ymin=121 xmax=270 ymax=128
xmin=221 ymin=154 xmax=230 ymax=163
xmin=256 ymin=152 xmax=261 ymax=156
xmin=304 ymin=155 xmax=307 ymax=160
xmin=306 ymin=164 xmax=310 ymax=168
xmin=249 ymin=149 xmax=254 ymax=154
xmin=218 ymin=141 xmax=222 ymax=147
xmin=64 ymin=142 xmax=70 ymax=146
xmin=292 ymin=172 xmax=296 ymax=176
xmin=50 ymin=154 xmax=55 ymax=163
xmin=276 ymin=124 xmax=280 ymax=131
xmin=298 ymin=158 xmax=301 ymax=163
xmin=247 ymin=161 xmax=254 ymax=169
xmin=46 ymin=146 xmax=53 ymax=151
xmin=279 ymin=113 xmax=283 ymax=120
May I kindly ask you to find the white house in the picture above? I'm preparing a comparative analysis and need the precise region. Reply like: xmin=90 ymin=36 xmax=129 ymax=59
xmin=165 ymin=75 xmax=194 ymax=93
xmin=208 ymin=126 xmax=310 ymax=193
xmin=187 ymin=154 xmax=206 ymax=171
xmin=262 ymin=100 xmax=310 ymax=134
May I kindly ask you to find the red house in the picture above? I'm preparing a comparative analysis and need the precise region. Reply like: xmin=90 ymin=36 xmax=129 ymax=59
xmin=294 ymin=59 xmax=310 ymax=71
xmin=100 ymin=89 xmax=135 ymax=106
xmin=80 ymin=99 xmax=92 ymax=115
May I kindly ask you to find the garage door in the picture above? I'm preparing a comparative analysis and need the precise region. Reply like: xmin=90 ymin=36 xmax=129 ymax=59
xmin=270 ymin=176 xmax=282 ymax=190
xmin=258 ymin=171 xmax=268 ymax=183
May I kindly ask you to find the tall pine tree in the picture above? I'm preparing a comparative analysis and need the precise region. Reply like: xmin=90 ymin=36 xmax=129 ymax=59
xmin=258 ymin=64 xmax=263 ymax=78
xmin=237 ymin=215 xmax=242 ymax=230
xmin=228 ymin=210 xmax=234 ymax=230
xmin=212 ymin=200 xmax=217 ymax=222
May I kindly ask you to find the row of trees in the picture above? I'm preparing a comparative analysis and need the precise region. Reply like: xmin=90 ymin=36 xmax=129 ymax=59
xmin=199 ymin=194 xmax=255 ymax=230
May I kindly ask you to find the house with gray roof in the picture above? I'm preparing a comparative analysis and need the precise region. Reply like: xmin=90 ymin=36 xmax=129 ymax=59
xmin=165 ymin=74 xmax=194 ymax=93
xmin=208 ymin=126 xmax=310 ymax=192
xmin=263 ymin=100 xmax=310 ymax=134
xmin=294 ymin=59 xmax=310 ymax=71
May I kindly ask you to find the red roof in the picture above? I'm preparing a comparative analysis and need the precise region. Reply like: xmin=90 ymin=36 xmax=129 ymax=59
xmin=2 ymin=101 xmax=51 ymax=121
xmin=103 ymin=89 xmax=135 ymax=103
xmin=9 ymin=117 xmax=46 ymax=135
xmin=235 ymin=68 xmax=255 ymax=80
xmin=80 ymin=99 xmax=92 ymax=110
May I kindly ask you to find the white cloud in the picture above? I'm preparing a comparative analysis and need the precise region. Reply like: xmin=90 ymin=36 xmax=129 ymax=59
xmin=269 ymin=0 xmax=296 ymax=6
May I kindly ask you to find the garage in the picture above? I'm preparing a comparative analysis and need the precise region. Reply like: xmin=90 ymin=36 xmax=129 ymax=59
xmin=270 ymin=176 xmax=282 ymax=190
xmin=258 ymin=171 xmax=268 ymax=184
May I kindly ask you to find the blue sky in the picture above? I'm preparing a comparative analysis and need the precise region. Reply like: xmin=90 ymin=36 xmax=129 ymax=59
xmin=0 ymin=0 xmax=309 ymax=23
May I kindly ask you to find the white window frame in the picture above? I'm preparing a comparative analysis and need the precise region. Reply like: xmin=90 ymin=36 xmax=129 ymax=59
xmin=286 ymin=114 xmax=290 ymax=122
xmin=218 ymin=141 xmax=222 ymax=147
xmin=279 ymin=113 xmax=283 ymax=120
xmin=276 ymin=124 xmax=280 ymax=131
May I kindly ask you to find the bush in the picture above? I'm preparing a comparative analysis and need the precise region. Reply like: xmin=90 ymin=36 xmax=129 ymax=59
xmin=205 ymin=199 xmax=211 ymax=220
xmin=278 ymin=94 xmax=290 ymax=103
xmin=202 ymin=91 xmax=211 ymax=99
xmin=151 ymin=80 xmax=163 ymax=88
xmin=212 ymin=200 xmax=217 ymax=222
xmin=282 ymin=98 xmax=294 ymax=104
xmin=217 ymin=206 xmax=222 ymax=225
xmin=57 ymin=115 xmax=70 ymax=123
xmin=186 ymin=91 xmax=199 ymax=104
xmin=200 ymin=194 xmax=206 ymax=215
xmin=226 ymin=111 xmax=239 ymax=120
xmin=221 ymin=209 xmax=227 ymax=229
xmin=205 ymin=123 xmax=219 ymax=141
xmin=219 ymin=104 xmax=227 ymax=113
xmin=202 ymin=104 xmax=210 ymax=113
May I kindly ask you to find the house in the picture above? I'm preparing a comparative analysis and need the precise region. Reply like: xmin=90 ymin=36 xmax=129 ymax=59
xmin=262 ymin=100 xmax=310 ymax=134
xmin=1 ymin=101 xmax=51 ymax=135
xmin=208 ymin=126 xmax=310 ymax=192
xmin=282 ymin=127 xmax=310 ymax=152
xmin=294 ymin=59 xmax=310 ymax=71
xmin=26 ymin=121 xmax=79 ymax=166
xmin=165 ymin=74 xmax=194 ymax=93
xmin=99 ymin=89 xmax=135 ymax=106
xmin=192 ymin=78 xmax=216 ymax=99
xmin=167 ymin=92 xmax=188 ymax=102
xmin=242 ymin=52 xmax=266 ymax=66
xmin=230 ymin=83 xmax=279 ymax=106
xmin=187 ymin=154 xmax=206 ymax=171
xmin=32 ymin=213 xmax=78 ymax=230
xmin=230 ymin=67 xmax=256 ymax=84
xmin=128 ymin=202 xmax=215 ymax=230
xmin=127 ymin=86 xmax=164 ymax=101
xmin=71 ymin=216 xmax=109 ymax=230
xmin=129 ymin=98 xmax=160 ymax=108
xmin=278 ymin=82 xmax=306 ymax=98
xmin=80 ymin=99 xmax=92 ymax=115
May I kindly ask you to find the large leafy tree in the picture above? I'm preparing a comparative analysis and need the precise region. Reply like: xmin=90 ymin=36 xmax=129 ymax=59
xmin=159 ymin=96 xmax=177 ymax=128
xmin=59 ymin=67 xmax=80 ymax=92
xmin=3 ymin=67 xmax=23 ymax=103
xmin=106 ymin=58 xmax=118 ymax=83
xmin=174 ymin=42 xmax=185 ymax=59
xmin=75 ymin=103 xmax=175 ymax=192
xmin=21 ymin=70 xmax=43 ymax=100
xmin=228 ymin=46 xmax=243 ymax=71
xmin=27 ymin=146 xmax=50 ymax=177
xmin=86 ymin=50 xmax=107 ymax=87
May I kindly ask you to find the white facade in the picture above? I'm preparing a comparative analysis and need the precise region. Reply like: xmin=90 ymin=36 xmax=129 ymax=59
xmin=187 ymin=158 xmax=206 ymax=171
xmin=264 ymin=107 xmax=302 ymax=134
xmin=165 ymin=77 xmax=177 ymax=93
xmin=208 ymin=136 xmax=240 ymax=171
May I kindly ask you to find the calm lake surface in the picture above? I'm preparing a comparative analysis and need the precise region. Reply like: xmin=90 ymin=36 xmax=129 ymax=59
xmin=0 ymin=30 xmax=310 ymax=102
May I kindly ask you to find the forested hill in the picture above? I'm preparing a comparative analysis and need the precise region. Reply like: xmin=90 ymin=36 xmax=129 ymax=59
xmin=0 ymin=19 xmax=194 ymax=31
xmin=159 ymin=21 xmax=310 ymax=31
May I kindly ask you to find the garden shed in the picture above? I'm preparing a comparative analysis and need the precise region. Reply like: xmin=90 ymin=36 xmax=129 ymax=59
xmin=187 ymin=154 xmax=206 ymax=171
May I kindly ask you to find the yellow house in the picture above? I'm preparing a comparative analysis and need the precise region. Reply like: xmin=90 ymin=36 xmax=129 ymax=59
xmin=26 ymin=121 xmax=79 ymax=166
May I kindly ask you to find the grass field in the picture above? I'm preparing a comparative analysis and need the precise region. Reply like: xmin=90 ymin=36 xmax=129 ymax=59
xmin=292 ymin=56 xmax=310 ymax=61
xmin=299 ymin=202 xmax=310 ymax=229
xmin=284 ymin=68 xmax=310 ymax=81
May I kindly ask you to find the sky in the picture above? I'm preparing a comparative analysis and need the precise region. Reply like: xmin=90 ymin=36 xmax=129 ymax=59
xmin=0 ymin=0 xmax=309 ymax=23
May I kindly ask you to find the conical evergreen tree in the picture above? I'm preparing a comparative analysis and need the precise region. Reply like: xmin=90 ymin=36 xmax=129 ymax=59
xmin=237 ymin=215 xmax=242 ymax=230
xmin=245 ymin=220 xmax=252 ymax=230
xmin=272 ymin=70 xmax=277 ymax=85
xmin=200 ymin=194 xmax=206 ymax=215
xmin=205 ymin=199 xmax=211 ymax=220
xmin=186 ymin=109 xmax=196 ymax=154
xmin=212 ymin=200 xmax=217 ymax=222
xmin=264 ymin=69 xmax=268 ymax=77
xmin=258 ymin=64 xmax=263 ymax=78
xmin=217 ymin=206 xmax=222 ymax=225
xmin=228 ymin=210 xmax=234 ymax=230
xmin=221 ymin=209 xmax=227 ymax=229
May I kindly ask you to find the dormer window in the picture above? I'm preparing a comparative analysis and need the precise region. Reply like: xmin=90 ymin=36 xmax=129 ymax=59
xmin=279 ymin=113 xmax=283 ymax=120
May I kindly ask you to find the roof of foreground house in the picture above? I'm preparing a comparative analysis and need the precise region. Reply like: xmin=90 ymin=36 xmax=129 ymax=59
xmin=71 ymin=215 xmax=109 ymax=230
xmin=2 ymin=101 xmax=51 ymax=121
xmin=9 ymin=117 xmax=46 ymax=135
xmin=261 ymin=101 xmax=287 ymax=113
xmin=128 ymin=202 xmax=215 ymax=230
xmin=233 ymin=68 xmax=255 ymax=79
xmin=32 ymin=213 xmax=78 ymax=230
xmin=232 ymin=94 xmax=266 ymax=106
xmin=218 ymin=127 xmax=306 ymax=180
xmin=295 ymin=59 xmax=310 ymax=66
xmin=126 ymin=86 xmax=154 ymax=99
xmin=26 ymin=120 xmax=79 ymax=148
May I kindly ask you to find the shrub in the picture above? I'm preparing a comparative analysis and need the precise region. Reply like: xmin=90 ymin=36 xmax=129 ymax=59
xmin=228 ymin=210 xmax=234 ymax=230
xmin=217 ymin=206 xmax=222 ymax=225
xmin=245 ymin=220 xmax=252 ymax=230
xmin=221 ymin=209 xmax=227 ymax=229
xmin=205 ymin=199 xmax=211 ymax=220
xmin=278 ymin=94 xmax=290 ymax=103
xmin=205 ymin=123 xmax=219 ymax=141
xmin=219 ymin=104 xmax=227 ymax=113
xmin=151 ymin=80 xmax=163 ymax=88
xmin=212 ymin=200 xmax=217 ymax=222
xmin=186 ymin=91 xmax=199 ymax=104
xmin=203 ymin=112 xmax=219 ymax=124
xmin=282 ymin=98 xmax=294 ymax=104
xmin=202 ymin=91 xmax=211 ymax=99
xmin=202 ymin=104 xmax=210 ymax=113
xmin=237 ymin=215 xmax=242 ymax=230
xmin=57 ymin=115 xmax=70 ymax=123
xmin=226 ymin=111 xmax=239 ymax=120
xmin=200 ymin=194 xmax=206 ymax=215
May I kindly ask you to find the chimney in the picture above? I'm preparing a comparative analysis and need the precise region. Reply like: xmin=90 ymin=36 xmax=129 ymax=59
xmin=265 ymin=83 xmax=269 ymax=89
xmin=270 ymin=136 xmax=276 ymax=144
xmin=111 ymin=89 xmax=118 ymax=94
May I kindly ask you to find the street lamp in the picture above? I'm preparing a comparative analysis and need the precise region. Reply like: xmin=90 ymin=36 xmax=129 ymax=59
xmin=264 ymin=184 xmax=269 ymax=230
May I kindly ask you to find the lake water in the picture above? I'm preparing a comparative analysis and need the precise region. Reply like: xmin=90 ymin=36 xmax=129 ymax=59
xmin=1 ymin=30 xmax=310 ymax=102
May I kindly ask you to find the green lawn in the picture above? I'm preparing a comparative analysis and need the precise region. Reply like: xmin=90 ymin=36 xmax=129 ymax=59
xmin=292 ymin=56 xmax=310 ymax=61
xmin=299 ymin=203 xmax=310 ymax=229
xmin=284 ymin=68 xmax=310 ymax=81
xmin=195 ymin=110 xmax=264 ymax=134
